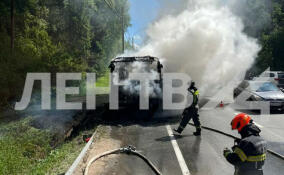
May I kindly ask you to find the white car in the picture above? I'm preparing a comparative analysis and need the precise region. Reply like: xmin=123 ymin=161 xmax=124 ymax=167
xmin=253 ymin=71 xmax=284 ymax=88
xmin=234 ymin=81 xmax=284 ymax=111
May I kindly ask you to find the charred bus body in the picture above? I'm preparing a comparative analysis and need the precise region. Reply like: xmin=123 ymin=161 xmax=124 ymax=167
xmin=108 ymin=56 xmax=163 ymax=118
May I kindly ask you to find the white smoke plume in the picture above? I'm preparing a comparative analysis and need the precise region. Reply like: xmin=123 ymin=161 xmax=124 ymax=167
xmin=112 ymin=61 xmax=161 ymax=97
xmin=128 ymin=0 xmax=261 ymax=97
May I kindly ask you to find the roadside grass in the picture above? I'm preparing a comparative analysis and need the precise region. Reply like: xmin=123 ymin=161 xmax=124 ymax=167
xmin=96 ymin=71 xmax=109 ymax=87
xmin=0 ymin=117 xmax=92 ymax=175
xmin=0 ymin=72 xmax=108 ymax=175
xmin=79 ymin=71 xmax=110 ymax=96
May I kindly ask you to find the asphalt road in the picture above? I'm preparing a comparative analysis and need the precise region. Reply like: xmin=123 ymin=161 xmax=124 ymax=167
xmin=99 ymin=106 xmax=284 ymax=175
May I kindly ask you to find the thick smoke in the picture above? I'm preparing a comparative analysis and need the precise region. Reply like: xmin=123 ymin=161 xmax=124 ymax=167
xmin=112 ymin=61 xmax=161 ymax=97
xmin=227 ymin=0 xmax=272 ymax=37
xmin=129 ymin=0 xmax=261 ymax=97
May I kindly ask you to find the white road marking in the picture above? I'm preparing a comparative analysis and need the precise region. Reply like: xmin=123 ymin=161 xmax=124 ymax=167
xmin=166 ymin=125 xmax=191 ymax=175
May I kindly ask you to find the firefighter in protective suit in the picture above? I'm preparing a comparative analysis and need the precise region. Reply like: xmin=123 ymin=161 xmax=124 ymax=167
xmin=224 ymin=113 xmax=267 ymax=175
xmin=174 ymin=81 xmax=201 ymax=136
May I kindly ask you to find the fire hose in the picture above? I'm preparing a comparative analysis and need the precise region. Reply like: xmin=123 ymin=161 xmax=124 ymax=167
xmin=84 ymin=145 xmax=162 ymax=175
xmin=188 ymin=123 xmax=284 ymax=160
xmin=84 ymin=124 xmax=284 ymax=175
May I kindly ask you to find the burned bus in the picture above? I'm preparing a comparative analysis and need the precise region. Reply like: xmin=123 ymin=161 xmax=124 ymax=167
xmin=108 ymin=56 xmax=163 ymax=118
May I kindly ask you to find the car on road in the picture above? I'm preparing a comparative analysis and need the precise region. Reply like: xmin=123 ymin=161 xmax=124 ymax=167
xmin=278 ymin=72 xmax=284 ymax=89
xmin=234 ymin=80 xmax=284 ymax=111
xmin=253 ymin=71 xmax=284 ymax=88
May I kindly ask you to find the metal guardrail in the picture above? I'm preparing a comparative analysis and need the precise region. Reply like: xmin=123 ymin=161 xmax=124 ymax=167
xmin=65 ymin=128 xmax=99 ymax=175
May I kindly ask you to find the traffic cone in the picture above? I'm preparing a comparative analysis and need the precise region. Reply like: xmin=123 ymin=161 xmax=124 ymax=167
xmin=220 ymin=101 xmax=224 ymax=108
xmin=85 ymin=137 xmax=91 ymax=143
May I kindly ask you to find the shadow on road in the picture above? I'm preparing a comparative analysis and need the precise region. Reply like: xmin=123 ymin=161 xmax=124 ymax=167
xmin=91 ymin=108 xmax=183 ymax=127
xmin=155 ymin=134 xmax=194 ymax=142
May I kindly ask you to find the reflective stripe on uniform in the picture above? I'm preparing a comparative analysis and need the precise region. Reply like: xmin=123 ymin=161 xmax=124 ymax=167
xmin=247 ymin=154 xmax=266 ymax=162
xmin=234 ymin=147 xmax=247 ymax=162
xmin=193 ymin=90 xmax=199 ymax=105
xmin=194 ymin=90 xmax=199 ymax=96
xmin=234 ymin=147 xmax=266 ymax=162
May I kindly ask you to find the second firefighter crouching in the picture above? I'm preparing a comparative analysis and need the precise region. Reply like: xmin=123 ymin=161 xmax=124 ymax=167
xmin=224 ymin=113 xmax=267 ymax=175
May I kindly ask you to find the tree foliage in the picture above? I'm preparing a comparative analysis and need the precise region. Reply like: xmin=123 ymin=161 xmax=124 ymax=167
xmin=0 ymin=0 xmax=130 ymax=106
xmin=249 ymin=0 xmax=284 ymax=74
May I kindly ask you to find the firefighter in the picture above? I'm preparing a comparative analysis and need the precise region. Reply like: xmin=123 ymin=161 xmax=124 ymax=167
xmin=223 ymin=113 xmax=267 ymax=175
xmin=174 ymin=81 xmax=201 ymax=136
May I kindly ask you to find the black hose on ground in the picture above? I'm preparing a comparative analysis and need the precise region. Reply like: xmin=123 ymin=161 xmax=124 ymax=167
xmin=84 ymin=145 xmax=162 ymax=175
xmin=188 ymin=123 xmax=284 ymax=160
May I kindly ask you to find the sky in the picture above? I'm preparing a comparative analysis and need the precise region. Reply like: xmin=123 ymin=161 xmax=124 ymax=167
xmin=126 ymin=0 xmax=160 ymax=46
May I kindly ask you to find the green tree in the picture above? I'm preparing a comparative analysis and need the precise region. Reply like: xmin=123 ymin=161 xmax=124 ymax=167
xmin=250 ymin=0 xmax=284 ymax=74
xmin=0 ymin=0 xmax=131 ymax=107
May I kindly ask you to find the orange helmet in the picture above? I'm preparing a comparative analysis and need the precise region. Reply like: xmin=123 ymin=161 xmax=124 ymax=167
xmin=231 ymin=113 xmax=251 ymax=132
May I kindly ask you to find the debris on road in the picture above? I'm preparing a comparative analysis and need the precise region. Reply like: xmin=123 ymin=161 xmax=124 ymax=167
xmin=71 ymin=126 xmax=121 ymax=175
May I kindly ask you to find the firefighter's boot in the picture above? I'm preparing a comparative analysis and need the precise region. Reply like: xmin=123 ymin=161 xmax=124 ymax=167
xmin=174 ymin=127 xmax=183 ymax=134
xmin=193 ymin=127 xmax=201 ymax=136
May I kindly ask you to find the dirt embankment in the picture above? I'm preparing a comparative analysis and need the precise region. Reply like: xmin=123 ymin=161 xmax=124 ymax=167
xmin=73 ymin=126 xmax=121 ymax=175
